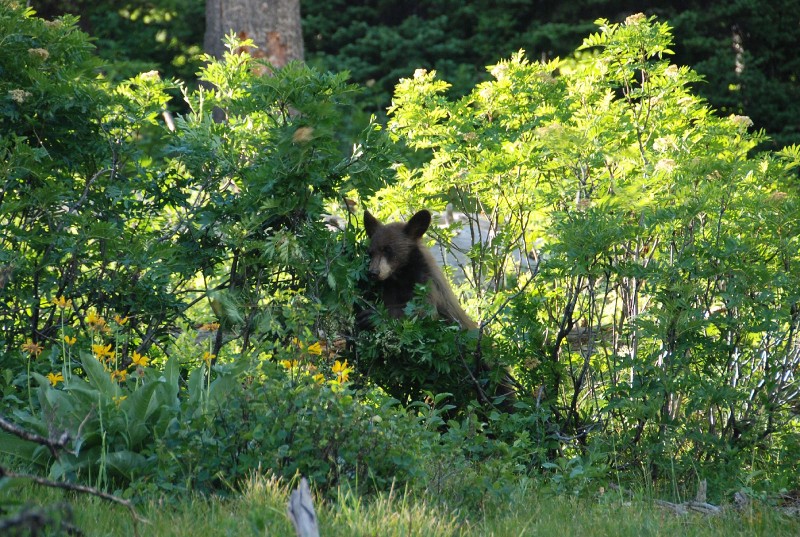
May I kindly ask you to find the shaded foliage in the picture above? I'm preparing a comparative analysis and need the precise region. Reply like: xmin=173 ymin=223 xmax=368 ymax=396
xmin=30 ymin=0 xmax=204 ymax=83
xmin=32 ymin=0 xmax=800 ymax=147
xmin=303 ymin=0 xmax=800 ymax=149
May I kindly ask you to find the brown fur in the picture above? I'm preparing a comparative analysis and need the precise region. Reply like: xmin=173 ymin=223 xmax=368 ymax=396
xmin=363 ymin=210 xmax=477 ymax=329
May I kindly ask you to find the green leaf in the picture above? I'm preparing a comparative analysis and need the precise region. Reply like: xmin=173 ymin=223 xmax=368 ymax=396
xmin=119 ymin=380 xmax=162 ymax=445
xmin=80 ymin=352 xmax=117 ymax=398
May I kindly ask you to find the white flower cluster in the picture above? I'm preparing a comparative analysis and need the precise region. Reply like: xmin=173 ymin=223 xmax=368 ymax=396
xmin=8 ymin=89 xmax=32 ymax=103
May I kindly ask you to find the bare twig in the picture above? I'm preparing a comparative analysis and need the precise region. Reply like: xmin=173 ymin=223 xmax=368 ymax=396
xmin=0 ymin=416 xmax=69 ymax=459
xmin=457 ymin=352 xmax=492 ymax=407
xmin=70 ymin=168 xmax=111 ymax=212
xmin=478 ymin=267 xmax=539 ymax=331
xmin=0 ymin=467 xmax=149 ymax=536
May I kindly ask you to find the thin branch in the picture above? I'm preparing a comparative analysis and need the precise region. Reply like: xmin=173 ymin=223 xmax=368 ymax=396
xmin=70 ymin=168 xmax=111 ymax=213
xmin=478 ymin=265 xmax=539 ymax=330
xmin=457 ymin=352 xmax=492 ymax=407
xmin=0 ymin=467 xmax=149 ymax=535
xmin=0 ymin=416 xmax=69 ymax=459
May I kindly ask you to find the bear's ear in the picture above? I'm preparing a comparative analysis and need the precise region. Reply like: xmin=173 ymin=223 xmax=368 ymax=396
xmin=364 ymin=210 xmax=381 ymax=238
xmin=404 ymin=210 xmax=431 ymax=240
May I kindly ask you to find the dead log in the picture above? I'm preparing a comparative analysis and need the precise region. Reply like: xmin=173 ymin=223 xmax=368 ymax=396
xmin=655 ymin=480 xmax=721 ymax=517
xmin=686 ymin=501 xmax=722 ymax=515
xmin=654 ymin=499 xmax=689 ymax=515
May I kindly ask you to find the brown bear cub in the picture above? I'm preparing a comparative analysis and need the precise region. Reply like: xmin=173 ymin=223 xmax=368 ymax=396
xmin=362 ymin=209 xmax=476 ymax=329
xmin=360 ymin=209 xmax=517 ymax=410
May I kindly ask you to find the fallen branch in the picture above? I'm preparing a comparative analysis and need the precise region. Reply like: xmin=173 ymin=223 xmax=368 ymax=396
xmin=1 ymin=466 xmax=148 ymax=535
xmin=654 ymin=480 xmax=721 ymax=517
xmin=654 ymin=499 xmax=722 ymax=516
xmin=0 ymin=416 xmax=70 ymax=458
xmin=654 ymin=499 xmax=689 ymax=515
xmin=1 ymin=467 xmax=148 ymax=533
xmin=686 ymin=501 xmax=722 ymax=515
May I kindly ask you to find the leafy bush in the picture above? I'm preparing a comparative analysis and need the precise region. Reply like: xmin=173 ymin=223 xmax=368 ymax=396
xmin=153 ymin=362 xmax=439 ymax=495
xmin=0 ymin=3 xmax=391 ymax=368
xmin=2 ymin=308 xmax=442 ymax=496
xmin=3 ymin=4 xmax=800 ymax=505
xmin=385 ymin=14 xmax=800 ymax=489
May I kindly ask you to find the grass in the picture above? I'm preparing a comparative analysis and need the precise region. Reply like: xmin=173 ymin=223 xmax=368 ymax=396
xmin=2 ymin=473 xmax=799 ymax=536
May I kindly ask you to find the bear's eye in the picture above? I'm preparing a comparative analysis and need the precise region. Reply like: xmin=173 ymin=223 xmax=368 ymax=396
xmin=382 ymin=245 xmax=393 ymax=257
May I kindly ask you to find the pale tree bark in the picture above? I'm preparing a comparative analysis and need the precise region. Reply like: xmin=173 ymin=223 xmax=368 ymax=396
xmin=204 ymin=0 xmax=304 ymax=70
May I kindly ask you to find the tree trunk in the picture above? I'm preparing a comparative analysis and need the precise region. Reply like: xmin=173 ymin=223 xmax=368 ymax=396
xmin=204 ymin=0 xmax=304 ymax=68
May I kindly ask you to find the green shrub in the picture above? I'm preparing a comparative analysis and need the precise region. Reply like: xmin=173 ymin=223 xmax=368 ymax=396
xmin=153 ymin=362 xmax=438 ymax=495
xmin=3 ymin=3 xmax=800 ymax=503
xmin=2 ymin=322 xmax=442 ymax=496
xmin=0 ymin=4 xmax=391 ymax=373
xmin=385 ymin=14 xmax=800 ymax=490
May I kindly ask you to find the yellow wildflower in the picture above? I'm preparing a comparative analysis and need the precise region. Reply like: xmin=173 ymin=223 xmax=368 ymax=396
xmin=312 ymin=373 xmax=325 ymax=384
xmin=113 ymin=314 xmax=129 ymax=326
xmin=46 ymin=372 xmax=64 ymax=386
xmin=21 ymin=339 xmax=43 ymax=357
xmin=280 ymin=359 xmax=299 ymax=370
xmin=86 ymin=311 xmax=106 ymax=330
xmin=199 ymin=322 xmax=220 ymax=331
xmin=111 ymin=369 xmax=128 ymax=382
xmin=63 ymin=335 xmax=76 ymax=346
xmin=52 ymin=296 xmax=72 ymax=309
xmin=112 ymin=395 xmax=127 ymax=406
xmin=131 ymin=351 xmax=150 ymax=367
xmin=332 ymin=360 xmax=350 ymax=383
xmin=202 ymin=352 xmax=216 ymax=366
xmin=92 ymin=343 xmax=114 ymax=360
xmin=307 ymin=341 xmax=323 ymax=356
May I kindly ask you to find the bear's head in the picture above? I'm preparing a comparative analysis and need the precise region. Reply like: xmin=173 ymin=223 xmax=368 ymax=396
xmin=363 ymin=210 xmax=431 ymax=281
